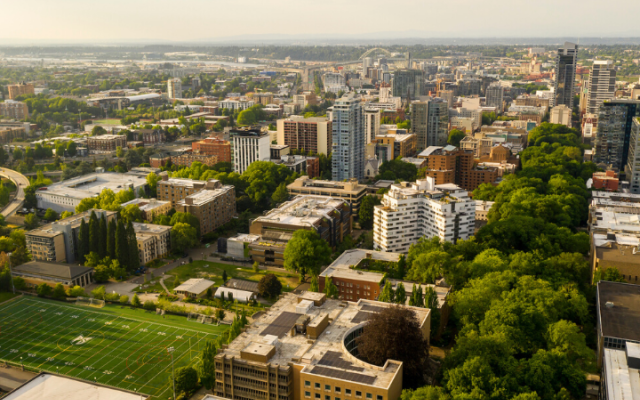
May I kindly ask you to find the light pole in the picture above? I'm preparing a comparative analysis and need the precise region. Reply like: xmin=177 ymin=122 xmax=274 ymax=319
xmin=7 ymin=252 xmax=14 ymax=294
xmin=168 ymin=347 xmax=175 ymax=400
xmin=20 ymin=356 xmax=23 ymax=370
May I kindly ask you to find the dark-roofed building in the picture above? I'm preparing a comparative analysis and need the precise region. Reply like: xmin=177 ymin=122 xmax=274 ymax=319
xmin=11 ymin=261 xmax=94 ymax=289
xmin=225 ymin=278 xmax=260 ymax=293
xmin=597 ymin=280 xmax=640 ymax=366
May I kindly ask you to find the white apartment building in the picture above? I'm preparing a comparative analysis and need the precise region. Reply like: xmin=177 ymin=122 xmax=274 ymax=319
xmin=332 ymin=94 xmax=364 ymax=181
xmin=230 ymin=129 xmax=271 ymax=174
xmin=373 ymin=178 xmax=475 ymax=253
xmin=167 ymin=78 xmax=182 ymax=99
xmin=364 ymin=108 xmax=381 ymax=144
xmin=449 ymin=107 xmax=482 ymax=128
xmin=587 ymin=60 xmax=616 ymax=115
xmin=322 ymin=72 xmax=348 ymax=94
xmin=625 ymin=118 xmax=640 ymax=193
xmin=219 ymin=99 xmax=255 ymax=111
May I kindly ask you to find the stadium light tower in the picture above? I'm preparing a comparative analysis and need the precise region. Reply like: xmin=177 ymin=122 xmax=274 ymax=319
xmin=168 ymin=347 xmax=176 ymax=400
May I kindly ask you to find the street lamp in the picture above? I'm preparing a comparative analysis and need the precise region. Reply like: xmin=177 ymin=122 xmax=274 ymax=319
xmin=168 ymin=347 xmax=176 ymax=400
xmin=20 ymin=356 xmax=23 ymax=370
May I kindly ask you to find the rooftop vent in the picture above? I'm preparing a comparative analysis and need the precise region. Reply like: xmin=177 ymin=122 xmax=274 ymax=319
xmin=606 ymin=301 xmax=615 ymax=308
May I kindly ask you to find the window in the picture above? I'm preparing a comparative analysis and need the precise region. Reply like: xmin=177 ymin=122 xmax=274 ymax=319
xmin=377 ymin=396 xmax=383 ymax=400
xmin=326 ymin=385 xmax=331 ymax=391
xmin=326 ymin=396 xmax=331 ymax=400
xmin=305 ymin=381 xmax=311 ymax=388
xmin=335 ymin=387 xmax=341 ymax=393
xmin=315 ymin=383 xmax=321 ymax=389
xmin=305 ymin=392 xmax=311 ymax=398
xmin=346 ymin=389 xmax=352 ymax=396
xmin=316 ymin=394 xmax=321 ymax=399
xmin=366 ymin=394 xmax=372 ymax=399
xmin=356 ymin=392 xmax=362 ymax=398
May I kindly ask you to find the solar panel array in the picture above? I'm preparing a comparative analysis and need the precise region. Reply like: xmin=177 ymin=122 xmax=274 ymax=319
xmin=318 ymin=351 xmax=365 ymax=372
xmin=260 ymin=311 xmax=301 ymax=338
xmin=309 ymin=366 xmax=377 ymax=385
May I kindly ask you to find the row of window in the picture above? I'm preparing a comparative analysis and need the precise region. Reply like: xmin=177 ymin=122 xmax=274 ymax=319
xmin=303 ymin=382 xmax=382 ymax=400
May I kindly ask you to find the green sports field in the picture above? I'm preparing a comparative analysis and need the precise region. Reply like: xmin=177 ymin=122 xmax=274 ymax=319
xmin=0 ymin=296 xmax=227 ymax=399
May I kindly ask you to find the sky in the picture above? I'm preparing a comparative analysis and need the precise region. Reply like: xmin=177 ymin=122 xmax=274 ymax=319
xmin=2 ymin=0 xmax=640 ymax=43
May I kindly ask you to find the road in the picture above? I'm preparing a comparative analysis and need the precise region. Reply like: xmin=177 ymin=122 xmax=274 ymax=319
xmin=0 ymin=168 xmax=29 ymax=217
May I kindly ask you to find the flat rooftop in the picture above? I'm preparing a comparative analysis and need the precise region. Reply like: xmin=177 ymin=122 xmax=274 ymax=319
xmin=122 ymin=198 xmax=169 ymax=212
xmin=132 ymin=222 xmax=171 ymax=235
xmin=320 ymin=249 xmax=399 ymax=284
xmin=26 ymin=210 xmax=117 ymax=238
xmin=218 ymin=293 xmax=430 ymax=390
xmin=4 ymin=373 xmax=147 ymax=400
xmin=603 ymin=347 xmax=640 ymax=400
xmin=13 ymin=261 xmax=92 ymax=280
xmin=591 ymin=211 xmax=640 ymax=234
xmin=254 ymin=195 xmax=347 ymax=228
xmin=39 ymin=173 xmax=147 ymax=199
xmin=598 ymin=281 xmax=640 ymax=343
xmin=159 ymin=177 xmax=207 ymax=188
xmin=176 ymin=186 xmax=234 ymax=206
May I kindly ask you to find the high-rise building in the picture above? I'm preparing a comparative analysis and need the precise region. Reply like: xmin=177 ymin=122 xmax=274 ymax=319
xmin=174 ymin=184 xmax=236 ymax=236
xmin=167 ymin=78 xmax=182 ymax=99
xmin=192 ymin=137 xmax=232 ymax=163
xmin=586 ymin=60 xmax=616 ymax=115
xmin=363 ymin=108 xmax=381 ymax=144
xmin=410 ymin=98 xmax=449 ymax=151
xmin=332 ymin=95 xmax=364 ymax=181
xmin=625 ymin=118 xmax=640 ymax=193
xmin=550 ymin=105 xmax=572 ymax=127
xmin=362 ymin=57 xmax=373 ymax=76
xmin=7 ymin=82 xmax=34 ymax=99
xmin=373 ymin=179 xmax=475 ymax=253
xmin=392 ymin=69 xmax=425 ymax=100
xmin=553 ymin=42 xmax=578 ymax=108
xmin=485 ymin=84 xmax=504 ymax=113
xmin=0 ymin=100 xmax=29 ymax=120
xmin=594 ymin=100 xmax=640 ymax=171
xmin=276 ymin=116 xmax=332 ymax=154
xmin=230 ymin=127 xmax=271 ymax=174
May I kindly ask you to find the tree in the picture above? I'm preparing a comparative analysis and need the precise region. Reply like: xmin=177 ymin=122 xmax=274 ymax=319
xmin=425 ymin=286 xmax=440 ymax=340
xmin=170 ymin=212 xmax=201 ymax=238
xmin=271 ymin=183 xmax=289 ymax=204
xmin=66 ymin=141 xmax=77 ymax=157
xmin=146 ymin=172 xmax=161 ymax=197
xmin=171 ymin=222 xmax=199 ymax=251
xmin=395 ymin=282 xmax=407 ymax=304
xmin=253 ymin=261 xmax=260 ymax=273
xmin=131 ymin=293 xmax=141 ymax=307
xmin=324 ymin=277 xmax=339 ymax=299
xmin=121 ymin=204 xmax=143 ymax=225
xmin=126 ymin=221 xmax=140 ymax=271
xmin=359 ymin=195 xmax=381 ymax=229
xmin=199 ymin=341 xmax=217 ymax=390
xmin=115 ymin=219 xmax=128 ymax=269
xmin=116 ymin=146 xmax=124 ymax=158
xmin=91 ymin=285 xmax=106 ymax=300
xmin=143 ymin=300 xmax=156 ymax=310
xmin=119 ymin=295 xmax=129 ymax=304
xmin=447 ymin=129 xmax=466 ymax=147
xmin=397 ymin=255 xmax=407 ymax=279
xmin=68 ymin=286 xmax=86 ymax=297
xmin=378 ymin=281 xmax=395 ymax=303
xmin=52 ymin=283 xmax=66 ymax=299
xmin=89 ymin=211 xmax=100 ymax=255
xmin=593 ymin=266 xmax=626 ymax=284
xmin=174 ymin=366 xmax=199 ymax=396
xmin=37 ymin=283 xmax=53 ymax=297
xmin=43 ymin=208 xmax=59 ymax=221
xmin=258 ymin=273 xmax=283 ymax=299
xmin=98 ymin=215 xmax=107 ymax=259
xmin=92 ymin=126 xmax=107 ymax=136
xmin=401 ymin=387 xmax=450 ymax=400
xmin=24 ymin=213 xmax=39 ymax=229
xmin=106 ymin=218 xmax=116 ymax=259
xmin=357 ymin=306 xmax=428 ymax=388
xmin=284 ymin=230 xmax=331 ymax=281
xmin=0 ymin=183 xmax=10 ymax=207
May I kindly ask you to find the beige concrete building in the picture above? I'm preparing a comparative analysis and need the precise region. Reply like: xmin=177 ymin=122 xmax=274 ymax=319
xmin=550 ymin=105 xmax=572 ymax=128
xmin=25 ymin=209 xmax=118 ymax=263
xmin=8 ymin=82 xmax=34 ymax=99
xmin=171 ymin=153 xmax=219 ymax=167
xmin=214 ymin=292 xmax=431 ymax=400
xmin=121 ymin=198 xmax=172 ymax=221
xmin=133 ymin=222 xmax=172 ymax=265
xmin=0 ymin=123 xmax=26 ymax=143
xmin=287 ymin=176 xmax=367 ymax=215
xmin=174 ymin=182 xmax=236 ymax=236
xmin=87 ymin=135 xmax=127 ymax=153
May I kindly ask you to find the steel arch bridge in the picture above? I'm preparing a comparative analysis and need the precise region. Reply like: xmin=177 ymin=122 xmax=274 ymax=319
xmin=359 ymin=48 xmax=393 ymax=60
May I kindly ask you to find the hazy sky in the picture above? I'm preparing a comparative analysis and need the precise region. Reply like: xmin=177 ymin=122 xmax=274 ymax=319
xmin=2 ymin=0 xmax=640 ymax=43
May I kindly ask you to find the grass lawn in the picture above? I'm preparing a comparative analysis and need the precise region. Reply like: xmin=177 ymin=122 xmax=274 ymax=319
xmin=92 ymin=119 xmax=122 ymax=125
xmin=0 ymin=292 xmax=19 ymax=304
xmin=0 ymin=296 xmax=227 ymax=399
xmin=137 ymin=260 xmax=300 ymax=294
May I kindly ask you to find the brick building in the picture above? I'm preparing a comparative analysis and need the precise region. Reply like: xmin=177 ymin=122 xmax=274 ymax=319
xmin=0 ymin=100 xmax=29 ymax=120
xmin=192 ymin=137 xmax=232 ymax=163
xmin=8 ymin=82 xmax=34 ymax=99
xmin=417 ymin=145 xmax=499 ymax=191
xmin=133 ymin=129 xmax=165 ymax=146
xmin=87 ymin=135 xmax=127 ymax=153
xmin=171 ymin=153 xmax=219 ymax=168
xmin=276 ymin=116 xmax=332 ymax=154
xmin=592 ymin=170 xmax=620 ymax=192
xmin=174 ymin=183 xmax=236 ymax=236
